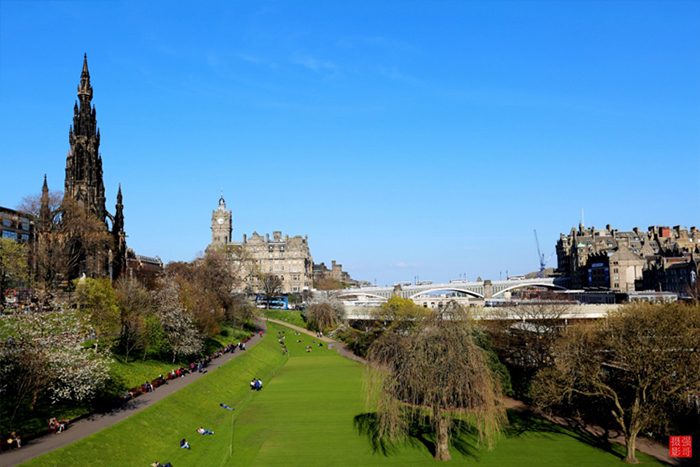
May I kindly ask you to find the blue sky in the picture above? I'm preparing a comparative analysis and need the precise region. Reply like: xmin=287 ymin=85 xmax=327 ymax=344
xmin=1 ymin=1 xmax=698 ymax=286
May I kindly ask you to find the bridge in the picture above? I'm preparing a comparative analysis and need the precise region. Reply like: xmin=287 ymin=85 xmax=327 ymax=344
xmin=344 ymin=303 xmax=617 ymax=322
xmin=332 ymin=277 xmax=567 ymax=302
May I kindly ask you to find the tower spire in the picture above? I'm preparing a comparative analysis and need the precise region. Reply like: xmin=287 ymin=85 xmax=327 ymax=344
xmin=77 ymin=53 xmax=93 ymax=103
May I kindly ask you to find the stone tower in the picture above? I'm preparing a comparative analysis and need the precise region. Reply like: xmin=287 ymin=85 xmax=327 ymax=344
xmin=111 ymin=184 xmax=127 ymax=279
xmin=211 ymin=193 xmax=232 ymax=246
xmin=64 ymin=54 xmax=107 ymax=222
xmin=49 ymin=55 xmax=126 ymax=281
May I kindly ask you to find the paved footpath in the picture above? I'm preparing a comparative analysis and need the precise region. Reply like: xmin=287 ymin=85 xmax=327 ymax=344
xmin=1 ymin=322 xmax=266 ymax=467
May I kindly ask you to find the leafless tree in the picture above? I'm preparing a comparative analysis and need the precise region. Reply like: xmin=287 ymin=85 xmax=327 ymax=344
xmin=485 ymin=302 xmax=570 ymax=371
xmin=305 ymin=302 xmax=344 ymax=331
xmin=531 ymin=302 xmax=700 ymax=464
xmin=364 ymin=303 xmax=506 ymax=461
xmin=259 ymin=273 xmax=283 ymax=309
xmin=115 ymin=276 xmax=153 ymax=362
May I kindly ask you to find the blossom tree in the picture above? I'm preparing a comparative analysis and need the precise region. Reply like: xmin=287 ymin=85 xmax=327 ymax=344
xmin=155 ymin=278 xmax=203 ymax=363
xmin=0 ymin=311 xmax=111 ymax=423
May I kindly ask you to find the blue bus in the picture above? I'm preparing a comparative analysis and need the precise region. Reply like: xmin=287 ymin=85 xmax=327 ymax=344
xmin=255 ymin=295 xmax=289 ymax=310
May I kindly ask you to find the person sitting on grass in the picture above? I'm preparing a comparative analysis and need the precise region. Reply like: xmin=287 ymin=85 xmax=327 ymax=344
xmin=150 ymin=462 xmax=172 ymax=467
xmin=250 ymin=379 xmax=256 ymax=390
xmin=255 ymin=379 xmax=263 ymax=391
xmin=197 ymin=427 xmax=214 ymax=435
xmin=180 ymin=439 xmax=190 ymax=449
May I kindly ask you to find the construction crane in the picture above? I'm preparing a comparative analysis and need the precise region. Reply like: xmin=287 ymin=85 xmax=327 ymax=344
xmin=534 ymin=230 xmax=554 ymax=278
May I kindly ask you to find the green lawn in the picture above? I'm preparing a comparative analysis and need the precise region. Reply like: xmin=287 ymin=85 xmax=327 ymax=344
xmin=23 ymin=324 xmax=664 ymax=466
xmin=262 ymin=309 xmax=306 ymax=328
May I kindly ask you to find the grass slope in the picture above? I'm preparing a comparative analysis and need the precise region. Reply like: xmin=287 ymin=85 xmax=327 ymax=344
xmin=227 ymin=334 xmax=663 ymax=466
xmin=21 ymin=325 xmax=287 ymax=467
xmin=23 ymin=324 xmax=665 ymax=466
xmin=262 ymin=310 xmax=305 ymax=328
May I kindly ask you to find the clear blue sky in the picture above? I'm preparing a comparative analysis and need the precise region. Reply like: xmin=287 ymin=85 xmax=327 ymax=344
xmin=1 ymin=1 xmax=698 ymax=286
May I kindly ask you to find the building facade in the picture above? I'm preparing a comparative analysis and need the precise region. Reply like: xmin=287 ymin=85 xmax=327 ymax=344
xmin=242 ymin=231 xmax=313 ymax=294
xmin=312 ymin=260 xmax=360 ymax=288
xmin=0 ymin=207 xmax=34 ymax=245
xmin=557 ymin=224 xmax=699 ymax=293
xmin=207 ymin=195 xmax=313 ymax=294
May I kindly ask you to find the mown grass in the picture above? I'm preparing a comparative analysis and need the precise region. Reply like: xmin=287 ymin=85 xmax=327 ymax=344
xmin=262 ymin=309 xmax=306 ymax=328
xmin=2 ymin=324 xmax=252 ymax=440
xmin=23 ymin=324 xmax=665 ymax=466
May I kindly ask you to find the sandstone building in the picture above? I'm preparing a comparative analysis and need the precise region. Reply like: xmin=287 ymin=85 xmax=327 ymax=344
xmin=208 ymin=196 xmax=313 ymax=294
xmin=312 ymin=260 xmax=360 ymax=288
xmin=557 ymin=224 xmax=699 ymax=294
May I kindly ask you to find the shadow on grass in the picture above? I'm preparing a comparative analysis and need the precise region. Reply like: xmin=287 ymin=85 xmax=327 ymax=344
xmin=506 ymin=408 xmax=626 ymax=462
xmin=353 ymin=413 xmax=480 ymax=460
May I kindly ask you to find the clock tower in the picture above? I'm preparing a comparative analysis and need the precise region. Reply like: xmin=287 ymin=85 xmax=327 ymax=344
xmin=211 ymin=193 xmax=232 ymax=246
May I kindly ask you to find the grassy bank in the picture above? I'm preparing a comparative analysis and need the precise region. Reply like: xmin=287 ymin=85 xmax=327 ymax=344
xmin=262 ymin=309 xmax=305 ymax=328
xmin=22 ymin=323 xmax=287 ymax=467
xmin=24 ymin=323 xmax=664 ymax=466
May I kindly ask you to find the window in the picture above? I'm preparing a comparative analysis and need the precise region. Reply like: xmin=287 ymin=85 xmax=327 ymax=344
xmin=2 ymin=219 xmax=11 ymax=227
xmin=2 ymin=230 xmax=18 ymax=240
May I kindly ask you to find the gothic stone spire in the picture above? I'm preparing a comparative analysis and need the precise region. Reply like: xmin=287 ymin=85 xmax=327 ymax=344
xmin=65 ymin=54 xmax=106 ymax=222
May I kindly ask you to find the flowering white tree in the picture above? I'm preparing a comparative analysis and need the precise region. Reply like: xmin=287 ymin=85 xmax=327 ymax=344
xmin=0 ymin=311 xmax=112 ymax=423
xmin=155 ymin=278 xmax=203 ymax=363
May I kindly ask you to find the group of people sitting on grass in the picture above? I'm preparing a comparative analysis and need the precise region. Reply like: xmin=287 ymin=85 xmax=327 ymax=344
xmin=250 ymin=378 xmax=263 ymax=391
xmin=278 ymin=330 xmax=288 ymax=355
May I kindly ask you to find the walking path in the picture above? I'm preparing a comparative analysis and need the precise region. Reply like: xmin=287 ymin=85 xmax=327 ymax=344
xmin=267 ymin=317 xmax=676 ymax=466
xmin=1 ymin=322 xmax=266 ymax=467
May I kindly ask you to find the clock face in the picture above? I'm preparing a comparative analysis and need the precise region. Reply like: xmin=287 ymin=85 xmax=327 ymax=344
xmin=217 ymin=218 xmax=224 ymax=225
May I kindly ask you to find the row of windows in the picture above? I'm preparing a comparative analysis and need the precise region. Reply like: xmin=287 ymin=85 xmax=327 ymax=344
xmin=1 ymin=230 xmax=31 ymax=242
xmin=2 ymin=219 xmax=31 ymax=230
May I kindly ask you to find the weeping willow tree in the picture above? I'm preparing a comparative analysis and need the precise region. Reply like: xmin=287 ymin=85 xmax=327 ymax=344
xmin=364 ymin=303 xmax=506 ymax=461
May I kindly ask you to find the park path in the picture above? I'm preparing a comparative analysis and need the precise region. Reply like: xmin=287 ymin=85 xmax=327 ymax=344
xmin=0 ymin=322 xmax=267 ymax=467
xmin=267 ymin=317 xmax=679 ymax=466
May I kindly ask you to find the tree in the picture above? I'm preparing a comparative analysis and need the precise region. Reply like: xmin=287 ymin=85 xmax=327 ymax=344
xmin=305 ymin=301 xmax=345 ymax=331
xmin=59 ymin=197 xmax=112 ymax=280
xmin=483 ymin=302 xmax=570 ymax=396
xmin=115 ymin=277 xmax=153 ymax=362
xmin=0 ymin=311 xmax=111 ymax=423
xmin=259 ymin=273 xmax=282 ymax=309
xmin=0 ymin=238 xmax=29 ymax=307
xmin=74 ymin=277 xmax=120 ymax=338
xmin=19 ymin=190 xmax=63 ymax=291
xmin=531 ymin=303 xmax=700 ymax=464
xmin=155 ymin=277 xmax=203 ymax=363
xmin=19 ymin=191 xmax=111 ymax=289
xmin=314 ymin=277 xmax=346 ymax=291
xmin=371 ymin=295 xmax=429 ymax=333
xmin=364 ymin=304 xmax=506 ymax=461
